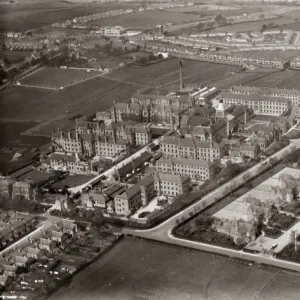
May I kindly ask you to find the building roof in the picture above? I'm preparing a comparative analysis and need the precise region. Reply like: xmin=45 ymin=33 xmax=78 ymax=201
xmin=157 ymin=156 xmax=212 ymax=168
xmin=26 ymin=246 xmax=41 ymax=255
xmin=0 ymin=227 xmax=12 ymax=238
xmin=220 ymin=91 xmax=288 ymax=104
xmin=50 ymin=153 xmax=77 ymax=163
xmin=180 ymin=115 xmax=210 ymax=127
xmin=116 ymin=174 xmax=154 ymax=200
xmin=153 ymin=172 xmax=190 ymax=185
xmin=161 ymin=136 xmax=222 ymax=150
xmin=39 ymin=238 xmax=56 ymax=247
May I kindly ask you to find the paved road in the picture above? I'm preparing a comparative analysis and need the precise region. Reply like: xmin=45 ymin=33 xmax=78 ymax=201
xmin=122 ymin=138 xmax=300 ymax=272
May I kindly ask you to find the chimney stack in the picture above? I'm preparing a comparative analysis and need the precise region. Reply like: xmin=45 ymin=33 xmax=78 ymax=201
xmin=179 ymin=60 xmax=184 ymax=91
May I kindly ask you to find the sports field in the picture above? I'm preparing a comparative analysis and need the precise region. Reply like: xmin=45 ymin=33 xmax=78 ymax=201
xmin=18 ymin=67 xmax=102 ymax=90
xmin=49 ymin=238 xmax=300 ymax=300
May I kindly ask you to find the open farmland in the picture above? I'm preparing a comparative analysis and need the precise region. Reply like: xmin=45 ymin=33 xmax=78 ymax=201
xmin=88 ymin=11 xmax=201 ymax=29
xmin=18 ymin=67 xmax=102 ymax=90
xmin=49 ymin=238 xmax=300 ymax=300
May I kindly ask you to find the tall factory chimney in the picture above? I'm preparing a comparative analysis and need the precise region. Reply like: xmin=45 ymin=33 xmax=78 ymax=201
xmin=179 ymin=60 xmax=184 ymax=91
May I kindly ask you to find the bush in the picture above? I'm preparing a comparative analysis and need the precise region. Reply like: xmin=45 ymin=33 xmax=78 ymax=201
xmin=269 ymin=213 xmax=296 ymax=231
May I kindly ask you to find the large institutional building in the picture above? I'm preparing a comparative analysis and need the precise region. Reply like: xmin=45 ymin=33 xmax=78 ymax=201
xmin=114 ymin=172 xmax=191 ymax=216
xmin=219 ymin=91 xmax=290 ymax=116
xmin=160 ymin=136 xmax=225 ymax=162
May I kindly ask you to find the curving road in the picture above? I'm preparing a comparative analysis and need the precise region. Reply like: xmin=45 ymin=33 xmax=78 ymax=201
xmin=122 ymin=138 xmax=300 ymax=272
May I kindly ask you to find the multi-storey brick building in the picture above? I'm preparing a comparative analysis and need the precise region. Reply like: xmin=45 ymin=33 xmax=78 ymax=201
xmin=153 ymin=172 xmax=190 ymax=197
xmin=52 ymin=130 xmax=82 ymax=154
xmin=155 ymin=156 xmax=214 ymax=181
xmin=114 ymin=174 xmax=155 ymax=215
xmin=0 ymin=176 xmax=15 ymax=198
xmin=49 ymin=153 xmax=93 ymax=174
xmin=95 ymin=136 xmax=130 ymax=158
xmin=114 ymin=172 xmax=190 ymax=216
xmin=11 ymin=180 xmax=34 ymax=201
xmin=229 ymin=85 xmax=300 ymax=107
xmin=160 ymin=136 xmax=225 ymax=162
xmin=219 ymin=91 xmax=290 ymax=116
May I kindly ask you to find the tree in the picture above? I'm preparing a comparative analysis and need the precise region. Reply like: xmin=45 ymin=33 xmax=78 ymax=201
xmin=283 ymin=61 xmax=291 ymax=70
xmin=261 ymin=24 xmax=268 ymax=32
xmin=215 ymin=14 xmax=227 ymax=24
xmin=205 ymin=98 xmax=212 ymax=108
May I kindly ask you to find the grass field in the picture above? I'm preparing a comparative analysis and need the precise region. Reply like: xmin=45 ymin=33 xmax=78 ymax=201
xmin=1 ymin=50 xmax=32 ymax=63
xmin=245 ymin=69 xmax=300 ymax=89
xmin=48 ymin=238 xmax=300 ymax=300
xmin=88 ymin=11 xmax=201 ymax=29
xmin=19 ymin=67 xmax=102 ymax=89
xmin=0 ymin=1 xmax=139 ymax=32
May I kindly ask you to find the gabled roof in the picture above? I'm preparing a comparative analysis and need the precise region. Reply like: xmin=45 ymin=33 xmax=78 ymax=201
xmin=116 ymin=174 xmax=154 ymax=200
xmin=153 ymin=172 xmax=190 ymax=185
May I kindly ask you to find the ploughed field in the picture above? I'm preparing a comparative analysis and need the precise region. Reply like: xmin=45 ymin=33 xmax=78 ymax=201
xmin=48 ymin=238 xmax=300 ymax=300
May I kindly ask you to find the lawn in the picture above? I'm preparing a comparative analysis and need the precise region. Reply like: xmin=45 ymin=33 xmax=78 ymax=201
xmin=48 ymin=238 xmax=300 ymax=300
xmin=19 ymin=67 xmax=102 ymax=89
xmin=88 ymin=10 xmax=201 ymax=29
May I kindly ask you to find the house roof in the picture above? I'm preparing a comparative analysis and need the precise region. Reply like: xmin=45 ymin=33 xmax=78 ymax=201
xmin=26 ymin=246 xmax=40 ymax=255
xmin=39 ymin=238 xmax=56 ymax=247
xmin=62 ymin=220 xmax=76 ymax=231
xmin=3 ymin=264 xmax=17 ymax=272
xmin=0 ymin=227 xmax=12 ymax=238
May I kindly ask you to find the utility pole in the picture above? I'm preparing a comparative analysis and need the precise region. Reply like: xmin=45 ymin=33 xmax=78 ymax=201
xmin=295 ymin=230 xmax=298 ymax=252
